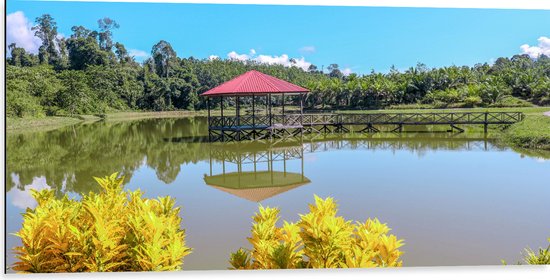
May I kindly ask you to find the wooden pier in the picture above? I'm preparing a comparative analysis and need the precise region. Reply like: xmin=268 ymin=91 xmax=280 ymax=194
xmin=200 ymin=70 xmax=524 ymax=142
xmin=208 ymin=111 xmax=524 ymax=142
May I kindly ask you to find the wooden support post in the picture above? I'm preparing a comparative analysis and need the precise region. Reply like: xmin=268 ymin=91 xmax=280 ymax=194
xmin=220 ymin=96 xmax=224 ymax=122
xmin=207 ymin=98 xmax=211 ymax=142
xmin=209 ymin=150 xmax=212 ymax=176
xmin=220 ymin=96 xmax=225 ymax=142
xmin=268 ymin=94 xmax=272 ymax=127
xmin=281 ymin=93 xmax=285 ymax=116
xmin=236 ymin=96 xmax=240 ymax=126
xmin=301 ymin=147 xmax=305 ymax=180
xmin=207 ymin=98 xmax=211 ymax=121
xmin=283 ymin=156 xmax=287 ymax=176
xmin=252 ymin=94 xmax=255 ymax=127
xmin=484 ymin=112 xmax=488 ymax=133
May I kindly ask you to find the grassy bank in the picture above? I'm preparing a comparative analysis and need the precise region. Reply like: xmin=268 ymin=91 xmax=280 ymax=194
xmin=335 ymin=106 xmax=550 ymax=114
xmin=503 ymin=113 xmax=550 ymax=150
xmin=103 ymin=111 xmax=206 ymax=122
xmin=7 ymin=116 xmax=85 ymax=133
xmin=6 ymin=111 xmax=204 ymax=134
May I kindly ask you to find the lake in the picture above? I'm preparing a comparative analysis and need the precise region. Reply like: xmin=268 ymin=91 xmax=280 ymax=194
xmin=5 ymin=117 xmax=550 ymax=270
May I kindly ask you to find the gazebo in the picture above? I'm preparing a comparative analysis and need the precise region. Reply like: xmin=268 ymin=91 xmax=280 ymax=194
xmin=202 ymin=70 xmax=309 ymax=142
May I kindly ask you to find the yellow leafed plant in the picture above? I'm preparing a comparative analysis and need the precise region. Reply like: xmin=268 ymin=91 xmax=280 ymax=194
xmin=229 ymin=195 xmax=404 ymax=269
xmin=12 ymin=172 xmax=191 ymax=273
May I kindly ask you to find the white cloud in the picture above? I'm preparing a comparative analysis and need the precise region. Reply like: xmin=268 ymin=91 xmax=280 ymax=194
xmin=342 ymin=68 xmax=353 ymax=76
xmin=129 ymin=49 xmax=149 ymax=58
xmin=10 ymin=176 xmax=51 ymax=209
xmin=208 ymin=55 xmax=220 ymax=60
xmin=520 ymin=36 xmax=550 ymax=58
xmin=535 ymin=157 xmax=549 ymax=163
xmin=299 ymin=46 xmax=316 ymax=54
xmin=6 ymin=11 xmax=41 ymax=54
xmin=228 ymin=50 xmax=250 ymax=61
xmin=226 ymin=50 xmax=313 ymax=71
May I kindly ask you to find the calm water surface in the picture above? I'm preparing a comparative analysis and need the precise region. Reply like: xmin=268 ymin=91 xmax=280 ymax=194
xmin=6 ymin=117 xmax=550 ymax=271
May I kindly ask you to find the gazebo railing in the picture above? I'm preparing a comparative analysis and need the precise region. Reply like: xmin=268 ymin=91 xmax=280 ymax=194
xmin=210 ymin=115 xmax=305 ymax=128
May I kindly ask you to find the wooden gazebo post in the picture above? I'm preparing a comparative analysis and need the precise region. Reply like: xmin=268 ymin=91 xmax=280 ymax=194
xmin=282 ymin=93 xmax=285 ymax=126
xmin=268 ymin=93 xmax=272 ymax=127
xmin=252 ymin=94 xmax=255 ymax=125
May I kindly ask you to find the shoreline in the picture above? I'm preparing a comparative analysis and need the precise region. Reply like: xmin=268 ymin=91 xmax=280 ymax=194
xmin=7 ymin=107 xmax=550 ymax=151
xmin=6 ymin=111 xmax=205 ymax=134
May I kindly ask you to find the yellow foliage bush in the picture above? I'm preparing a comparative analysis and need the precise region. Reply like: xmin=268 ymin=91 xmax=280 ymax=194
xmin=12 ymin=173 xmax=191 ymax=273
xmin=229 ymin=195 xmax=404 ymax=269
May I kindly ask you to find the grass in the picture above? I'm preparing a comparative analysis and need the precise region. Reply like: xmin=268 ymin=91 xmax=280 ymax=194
xmin=6 ymin=111 xmax=204 ymax=134
xmin=104 ymin=110 xmax=206 ymax=121
xmin=334 ymin=106 xmax=550 ymax=114
xmin=503 ymin=114 xmax=550 ymax=150
xmin=7 ymin=116 xmax=83 ymax=133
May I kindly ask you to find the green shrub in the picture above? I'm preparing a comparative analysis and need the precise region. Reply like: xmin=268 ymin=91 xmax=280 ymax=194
xmin=12 ymin=173 xmax=191 ymax=272
xmin=489 ymin=96 xmax=533 ymax=108
xmin=7 ymin=90 xmax=45 ymax=118
xmin=229 ymin=195 xmax=404 ymax=269
xmin=387 ymin=103 xmax=435 ymax=110
xmin=522 ymin=239 xmax=550 ymax=265
xmin=423 ymin=88 xmax=463 ymax=105
xmin=503 ymin=238 xmax=550 ymax=265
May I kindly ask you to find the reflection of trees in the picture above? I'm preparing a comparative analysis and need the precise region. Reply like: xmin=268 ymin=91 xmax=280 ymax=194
xmin=8 ymin=117 xmax=541 ymax=196
xmin=6 ymin=117 xmax=210 ymax=194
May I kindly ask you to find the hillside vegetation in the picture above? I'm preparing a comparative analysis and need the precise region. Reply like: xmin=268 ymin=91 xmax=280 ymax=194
xmin=7 ymin=14 xmax=550 ymax=119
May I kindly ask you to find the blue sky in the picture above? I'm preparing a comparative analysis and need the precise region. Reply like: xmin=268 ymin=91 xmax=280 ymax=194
xmin=6 ymin=1 xmax=550 ymax=74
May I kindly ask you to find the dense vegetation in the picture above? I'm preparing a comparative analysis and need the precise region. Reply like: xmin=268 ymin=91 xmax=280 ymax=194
xmin=230 ymin=195 xmax=404 ymax=269
xmin=7 ymin=14 xmax=550 ymax=118
xmin=13 ymin=173 xmax=191 ymax=272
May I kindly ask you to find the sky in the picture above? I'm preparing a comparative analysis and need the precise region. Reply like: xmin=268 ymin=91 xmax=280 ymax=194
xmin=6 ymin=1 xmax=550 ymax=74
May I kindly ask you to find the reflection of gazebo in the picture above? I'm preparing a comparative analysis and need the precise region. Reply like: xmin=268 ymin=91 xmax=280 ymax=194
xmin=205 ymin=171 xmax=310 ymax=202
xmin=201 ymin=70 xmax=309 ymax=142
xmin=204 ymin=143 xmax=311 ymax=202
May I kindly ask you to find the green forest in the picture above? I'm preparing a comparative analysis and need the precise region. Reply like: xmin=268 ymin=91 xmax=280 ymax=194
xmin=7 ymin=14 xmax=550 ymax=118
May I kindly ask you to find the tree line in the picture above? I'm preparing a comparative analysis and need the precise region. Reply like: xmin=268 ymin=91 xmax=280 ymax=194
xmin=7 ymin=14 xmax=550 ymax=118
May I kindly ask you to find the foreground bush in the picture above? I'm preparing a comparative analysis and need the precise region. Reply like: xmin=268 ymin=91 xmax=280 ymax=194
xmin=229 ymin=195 xmax=404 ymax=269
xmin=13 ymin=173 xmax=191 ymax=273
xmin=502 ymin=238 xmax=550 ymax=265
xmin=523 ymin=239 xmax=550 ymax=265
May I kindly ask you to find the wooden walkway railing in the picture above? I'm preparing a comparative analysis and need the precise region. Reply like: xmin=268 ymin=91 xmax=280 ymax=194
xmin=207 ymin=112 xmax=524 ymax=141
xmin=209 ymin=112 xmax=523 ymax=128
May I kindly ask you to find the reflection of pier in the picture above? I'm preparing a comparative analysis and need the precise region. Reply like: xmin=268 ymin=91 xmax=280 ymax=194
xmin=300 ymin=133 xmax=496 ymax=152
xmin=204 ymin=144 xmax=310 ymax=202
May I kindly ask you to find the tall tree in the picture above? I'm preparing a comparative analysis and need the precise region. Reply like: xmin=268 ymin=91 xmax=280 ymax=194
xmin=327 ymin=63 xmax=343 ymax=79
xmin=8 ymin=43 xmax=38 ymax=67
xmin=151 ymin=40 xmax=177 ymax=78
xmin=32 ymin=14 xmax=60 ymax=65
xmin=114 ymin=42 xmax=134 ymax=65
xmin=66 ymin=25 xmax=110 ymax=70
xmin=97 ymin=18 xmax=120 ymax=51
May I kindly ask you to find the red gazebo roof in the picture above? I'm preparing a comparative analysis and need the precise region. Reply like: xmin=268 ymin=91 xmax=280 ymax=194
xmin=201 ymin=70 xmax=309 ymax=97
